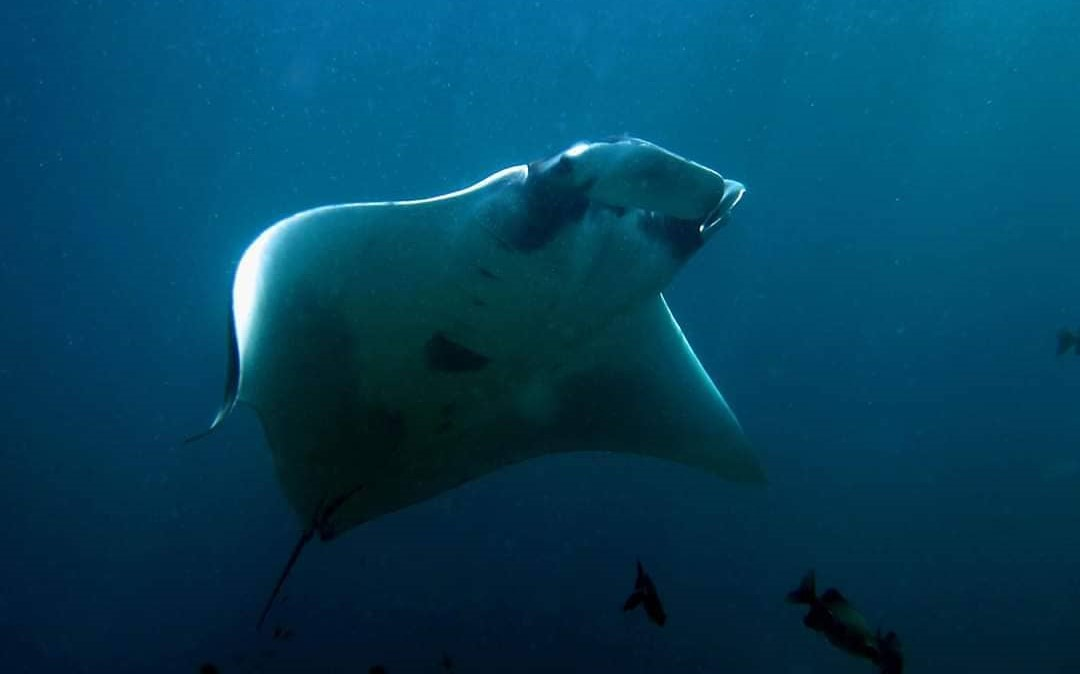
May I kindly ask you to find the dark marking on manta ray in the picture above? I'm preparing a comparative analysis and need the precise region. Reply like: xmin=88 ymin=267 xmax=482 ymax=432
xmin=425 ymin=332 xmax=490 ymax=372
xmin=548 ymin=154 xmax=574 ymax=176
xmin=490 ymin=160 xmax=590 ymax=252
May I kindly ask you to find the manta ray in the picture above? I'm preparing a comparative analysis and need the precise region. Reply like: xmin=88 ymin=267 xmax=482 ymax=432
xmin=189 ymin=137 xmax=764 ymax=626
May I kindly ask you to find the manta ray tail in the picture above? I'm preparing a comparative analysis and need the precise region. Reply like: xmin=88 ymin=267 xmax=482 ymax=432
xmin=185 ymin=301 xmax=241 ymax=444
xmin=256 ymin=487 xmax=363 ymax=630
xmin=257 ymin=525 xmax=314 ymax=631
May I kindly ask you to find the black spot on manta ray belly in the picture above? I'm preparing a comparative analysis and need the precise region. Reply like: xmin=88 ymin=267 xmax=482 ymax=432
xmin=425 ymin=332 xmax=490 ymax=372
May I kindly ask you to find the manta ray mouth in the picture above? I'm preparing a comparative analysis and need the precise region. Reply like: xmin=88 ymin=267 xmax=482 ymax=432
xmin=699 ymin=179 xmax=747 ymax=239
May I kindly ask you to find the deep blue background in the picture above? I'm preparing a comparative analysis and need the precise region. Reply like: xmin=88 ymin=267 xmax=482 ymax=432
xmin=2 ymin=1 xmax=1079 ymax=672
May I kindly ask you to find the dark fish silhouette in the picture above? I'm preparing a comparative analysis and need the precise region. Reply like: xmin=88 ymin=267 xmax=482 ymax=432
xmin=786 ymin=570 xmax=903 ymax=674
xmin=1057 ymin=329 xmax=1079 ymax=356
xmin=441 ymin=651 xmax=454 ymax=671
xmin=369 ymin=666 xmax=387 ymax=674
xmin=622 ymin=559 xmax=667 ymax=626
xmin=271 ymin=625 xmax=293 ymax=641
xmin=198 ymin=664 xmax=220 ymax=674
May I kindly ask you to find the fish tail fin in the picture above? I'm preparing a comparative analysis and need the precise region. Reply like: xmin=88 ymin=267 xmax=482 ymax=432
xmin=625 ymin=560 xmax=648 ymax=611
xmin=875 ymin=630 xmax=904 ymax=674
xmin=786 ymin=569 xmax=817 ymax=605
xmin=876 ymin=629 xmax=902 ymax=653
xmin=1057 ymin=329 xmax=1076 ymax=356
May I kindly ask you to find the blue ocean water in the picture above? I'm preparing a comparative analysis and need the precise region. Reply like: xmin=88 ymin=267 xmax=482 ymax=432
xmin=2 ymin=1 xmax=1079 ymax=672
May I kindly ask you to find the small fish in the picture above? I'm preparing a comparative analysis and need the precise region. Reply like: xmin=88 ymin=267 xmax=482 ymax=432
xmin=622 ymin=559 xmax=667 ymax=626
xmin=441 ymin=651 xmax=454 ymax=671
xmin=271 ymin=625 xmax=293 ymax=642
xmin=369 ymin=666 xmax=387 ymax=674
xmin=198 ymin=664 xmax=220 ymax=674
xmin=786 ymin=570 xmax=903 ymax=674
xmin=1057 ymin=329 xmax=1079 ymax=356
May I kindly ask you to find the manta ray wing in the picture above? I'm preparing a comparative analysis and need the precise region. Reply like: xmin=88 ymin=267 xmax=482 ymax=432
xmin=507 ymin=294 xmax=764 ymax=484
